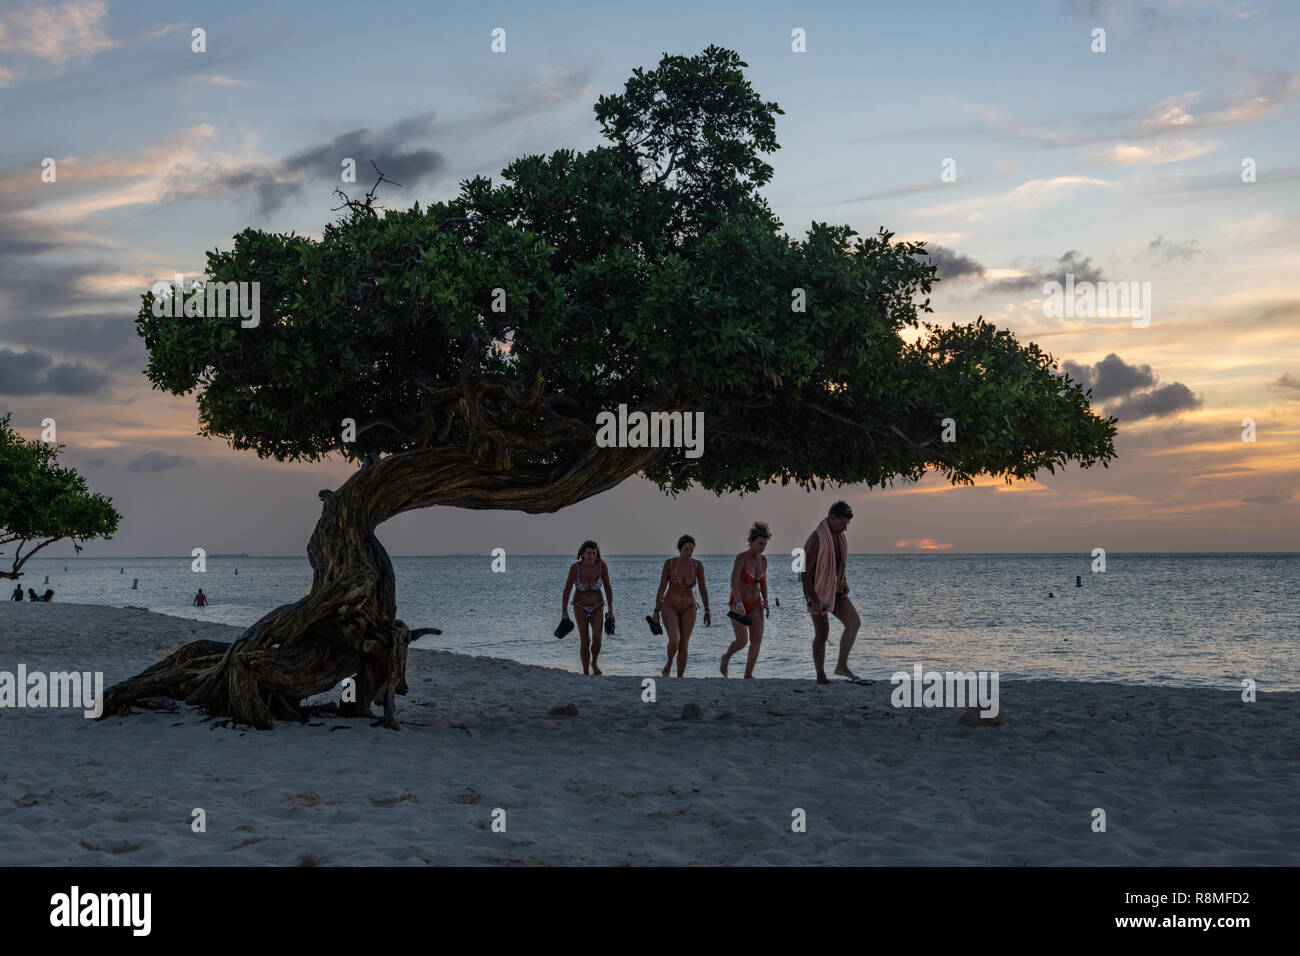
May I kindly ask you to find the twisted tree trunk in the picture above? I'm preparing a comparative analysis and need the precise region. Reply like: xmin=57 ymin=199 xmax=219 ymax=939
xmin=100 ymin=436 xmax=664 ymax=729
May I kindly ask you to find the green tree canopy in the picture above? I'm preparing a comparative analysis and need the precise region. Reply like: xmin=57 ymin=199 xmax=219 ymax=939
xmin=137 ymin=46 xmax=1114 ymax=506
xmin=0 ymin=414 xmax=120 ymax=579
xmin=136 ymin=45 xmax=1115 ymax=506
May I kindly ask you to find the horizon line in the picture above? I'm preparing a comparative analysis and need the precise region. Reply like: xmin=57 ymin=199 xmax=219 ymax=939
xmin=25 ymin=551 xmax=1300 ymax=559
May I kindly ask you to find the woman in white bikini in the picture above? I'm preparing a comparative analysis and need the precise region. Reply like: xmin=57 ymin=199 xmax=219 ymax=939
xmin=561 ymin=540 xmax=614 ymax=675
xmin=651 ymin=534 xmax=711 ymax=677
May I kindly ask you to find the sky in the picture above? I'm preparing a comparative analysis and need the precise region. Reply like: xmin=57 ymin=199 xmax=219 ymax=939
xmin=1 ymin=0 xmax=1297 ymax=557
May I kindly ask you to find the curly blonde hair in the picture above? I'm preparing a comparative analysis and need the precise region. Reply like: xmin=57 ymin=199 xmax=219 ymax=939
xmin=747 ymin=521 xmax=772 ymax=543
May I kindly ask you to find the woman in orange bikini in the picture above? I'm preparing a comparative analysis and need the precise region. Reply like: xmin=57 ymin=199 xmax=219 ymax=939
xmin=652 ymin=534 xmax=712 ymax=677
xmin=561 ymin=540 xmax=614 ymax=675
xmin=721 ymin=521 xmax=771 ymax=678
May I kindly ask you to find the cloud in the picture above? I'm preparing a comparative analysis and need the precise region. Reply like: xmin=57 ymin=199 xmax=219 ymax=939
xmin=1147 ymin=235 xmax=1205 ymax=263
xmin=937 ymin=69 xmax=1300 ymax=158
xmin=1241 ymin=492 xmax=1294 ymax=505
xmin=1138 ymin=76 xmax=1300 ymax=133
xmin=16 ymin=19 xmax=292 ymax=104
xmin=1274 ymin=372 xmax=1300 ymax=392
xmin=893 ymin=538 xmax=955 ymax=550
xmin=1098 ymin=138 xmax=1218 ymax=166
xmin=0 ymin=0 xmax=118 ymax=66
xmin=439 ymin=66 xmax=596 ymax=140
xmin=1061 ymin=354 xmax=1202 ymax=422
xmin=915 ymin=176 xmax=1114 ymax=219
xmin=0 ymin=125 xmax=221 ymax=227
xmin=986 ymin=250 xmax=1104 ymax=293
xmin=1109 ymin=382 xmax=1202 ymax=421
xmin=162 ymin=114 xmax=446 ymax=217
xmin=191 ymin=74 xmax=247 ymax=87
xmin=1062 ymin=353 xmax=1157 ymax=401
xmin=126 ymin=450 xmax=195 ymax=473
xmin=138 ymin=23 xmax=187 ymax=42
xmin=835 ymin=177 xmax=976 ymax=205
xmin=917 ymin=245 xmax=986 ymax=282
xmin=0 ymin=312 xmax=142 ymax=369
xmin=0 ymin=217 xmax=69 ymax=257
xmin=1058 ymin=0 xmax=1174 ymax=32
xmin=1153 ymin=163 xmax=1300 ymax=197
xmin=0 ymin=347 xmax=110 ymax=395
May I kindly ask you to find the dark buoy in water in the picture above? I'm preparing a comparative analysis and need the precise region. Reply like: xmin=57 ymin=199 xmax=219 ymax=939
xmin=234 ymin=567 xmax=238 ymax=575
xmin=131 ymin=579 xmax=138 ymax=590
xmin=43 ymin=575 xmax=49 ymax=584
xmin=1048 ymin=592 xmax=1054 ymax=598
xmin=1075 ymin=575 xmax=1082 ymax=587
xmin=120 ymin=568 xmax=124 ymax=573
xmin=774 ymin=597 xmax=780 ymax=607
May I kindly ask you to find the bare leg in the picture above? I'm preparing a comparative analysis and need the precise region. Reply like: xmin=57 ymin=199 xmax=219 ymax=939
xmin=662 ymin=607 xmax=682 ymax=676
xmin=832 ymin=595 xmax=861 ymax=679
xmin=722 ymin=612 xmax=748 ymax=676
xmin=743 ymin=610 xmax=764 ymax=678
xmin=676 ymin=605 xmax=697 ymax=677
xmin=811 ymin=612 xmax=831 ymax=683
xmin=577 ymin=610 xmax=592 ymax=675
xmin=590 ymin=612 xmax=604 ymax=676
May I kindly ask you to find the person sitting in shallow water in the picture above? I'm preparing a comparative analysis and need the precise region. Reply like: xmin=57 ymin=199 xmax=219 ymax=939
xmin=42 ymin=589 xmax=53 ymax=602
xmin=27 ymin=588 xmax=40 ymax=602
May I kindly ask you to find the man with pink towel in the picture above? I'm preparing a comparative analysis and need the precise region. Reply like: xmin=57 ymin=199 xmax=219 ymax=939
xmin=800 ymin=500 xmax=862 ymax=683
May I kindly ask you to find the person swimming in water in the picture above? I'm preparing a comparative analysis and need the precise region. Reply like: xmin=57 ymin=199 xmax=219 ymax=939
xmin=720 ymin=521 xmax=771 ymax=678
xmin=194 ymin=588 xmax=208 ymax=606
xmin=10 ymin=584 xmax=22 ymax=601
xmin=561 ymin=540 xmax=614 ymax=675
xmin=652 ymin=534 xmax=711 ymax=677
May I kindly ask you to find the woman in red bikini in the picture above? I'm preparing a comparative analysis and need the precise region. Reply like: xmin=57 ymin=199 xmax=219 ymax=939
xmin=721 ymin=521 xmax=771 ymax=678
xmin=561 ymin=540 xmax=614 ymax=675
xmin=652 ymin=534 xmax=712 ymax=677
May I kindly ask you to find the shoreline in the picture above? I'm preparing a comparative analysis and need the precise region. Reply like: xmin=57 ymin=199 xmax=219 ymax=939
xmin=1 ymin=603 xmax=1298 ymax=865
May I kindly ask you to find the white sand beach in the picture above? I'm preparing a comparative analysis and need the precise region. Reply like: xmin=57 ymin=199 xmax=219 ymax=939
xmin=1 ymin=602 xmax=1297 ymax=866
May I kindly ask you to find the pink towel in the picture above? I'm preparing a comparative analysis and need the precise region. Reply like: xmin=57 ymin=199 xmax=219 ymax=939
xmin=813 ymin=518 xmax=846 ymax=611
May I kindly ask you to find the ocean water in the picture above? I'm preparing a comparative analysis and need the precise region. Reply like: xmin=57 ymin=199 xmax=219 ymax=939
xmin=7 ymin=554 xmax=1298 ymax=690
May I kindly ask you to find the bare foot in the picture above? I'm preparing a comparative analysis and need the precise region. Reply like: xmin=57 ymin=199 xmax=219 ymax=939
xmin=744 ymin=673 xmax=754 ymax=679
xmin=834 ymin=665 xmax=858 ymax=680
xmin=816 ymin=673 xmax=831 ymax=684
xmin=592 ymin=664 xmax=602 ymax=676
xmin=720 ymin=654 xmax=729 ymax=677
xmin=662 ymin=664 xmax=671 ymax=677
